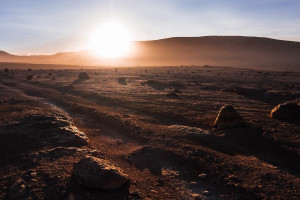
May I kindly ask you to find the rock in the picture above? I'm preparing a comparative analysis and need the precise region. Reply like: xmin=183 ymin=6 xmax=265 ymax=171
xmin=73 ymin=156 xmax=128 ymax=190
xmin=169 ymin=125 xmax=209 ymax=136
xmin=117 ymin=77 xmax=127 ymax=85
xmin=166 ymin=91 xmax=178 ymax=98
xmin=9 ymin=178 xmax=26 ymax=199
xmin=190 ymin=181 xmax=198 ymax=186
xmin=271 ymin=101 xmax=300 ymax=120
xmin=78 ymin=72 xmax=90 ymax=80
xmin=198 ymin=173 xmax=207 ymax=179
xmin=4 ymin=68 xmax=9 ymax=72
xmin=213 ymin=105 xmax=245 ymax=129
xmin=26 ymin=75 xmax=33 ymax=80
xmin=191 ymin=193 xmax=201 ymax=200
xmin=0 ymin=98 xmax=8 ymax=103
xmin=201 ymin=190 xmax=210 ymax=195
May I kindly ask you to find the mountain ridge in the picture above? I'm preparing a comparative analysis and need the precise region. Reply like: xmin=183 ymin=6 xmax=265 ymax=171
xmin=1 ymin=36 xmax=300 ymax=69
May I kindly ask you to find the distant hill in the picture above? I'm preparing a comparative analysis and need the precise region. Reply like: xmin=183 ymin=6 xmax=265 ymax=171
xmin=0 ymin=50 xmax=15 ymax=58
xmin=1 ymin=36 xmax=300 ymax=69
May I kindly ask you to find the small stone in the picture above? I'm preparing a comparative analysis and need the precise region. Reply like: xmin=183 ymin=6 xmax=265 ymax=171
xmin=78 ymin=72 xmax=90 ymax=80
xmin=117 ymin=77 xmax=127 ymax=85
xmin=26 ymin=74 xmax=33 ymax=80
xmin=151 ymin=190 xmax=158 ymax=194
xmin=198 ymin=173 xmax=207 ymax=179
xmin=190 ymin=181 xmax=198 ymax=186
xmin=201 ymin=190 xmax=210 ymax=195
xmin=30 ymin=172 xmax=37 ymax=176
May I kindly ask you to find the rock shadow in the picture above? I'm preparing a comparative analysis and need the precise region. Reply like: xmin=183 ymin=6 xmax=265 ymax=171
xmin=142 ymin=80 xmax=186 ymax=91
xmin=67 ymin=175 xmax=132 ymax=200
xmin=193 ymin=125 xmax=300 ymax=177
xmin=71 ymin=79 xmax=86 ymax=85
xmin=226 ymin=86 xmax=300 ymax=106
xmin=127 ymin=146 xmax=181 ymax=176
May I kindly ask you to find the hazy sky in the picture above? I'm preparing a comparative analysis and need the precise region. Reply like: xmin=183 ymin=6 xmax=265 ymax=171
xmin=1 ymin=0 xmax=300 ymax=54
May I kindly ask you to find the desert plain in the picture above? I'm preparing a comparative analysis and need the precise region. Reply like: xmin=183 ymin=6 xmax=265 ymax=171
xmin=0 ymin=62 xmax=299 ymax=199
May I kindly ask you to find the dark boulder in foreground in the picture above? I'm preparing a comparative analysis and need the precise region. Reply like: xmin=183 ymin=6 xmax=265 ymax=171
xmin=271 ymin=101 xmax=300 ymax=120
xmin=73 ymin=156 xmax=128 ymax=190
xmin=213 ymin=105 xmax=245 ymax=129
xmin=4 ymin=68 xmax=9 ymax=72
xmin=78 ymin=72 xmax=90 ymax=80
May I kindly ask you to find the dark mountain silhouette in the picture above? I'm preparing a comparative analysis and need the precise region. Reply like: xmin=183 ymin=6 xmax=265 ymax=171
xmin=0 ymin=50 xmax=15 ymax=58
xmin=1 ymin=36 xmax=300 ymax=69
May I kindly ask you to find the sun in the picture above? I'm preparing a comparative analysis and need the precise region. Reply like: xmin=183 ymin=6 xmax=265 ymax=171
xmin=89 ymin=21 xmax=133 ymax=58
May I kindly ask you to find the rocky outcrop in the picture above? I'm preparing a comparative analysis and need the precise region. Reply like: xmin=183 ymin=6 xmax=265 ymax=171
xmin=73 ymin=156 xmax=128 ymax=190
xmin=1 ymin=114 xmax=89 ymax=147
xmin=213 ymin=105 xmax=245 ymax=129
xmin=271 ymin=101 xmax=300 ymax=120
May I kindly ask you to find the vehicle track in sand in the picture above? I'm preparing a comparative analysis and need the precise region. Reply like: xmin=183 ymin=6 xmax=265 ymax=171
xmin=0 ymin=82 xmax=220 ymax=200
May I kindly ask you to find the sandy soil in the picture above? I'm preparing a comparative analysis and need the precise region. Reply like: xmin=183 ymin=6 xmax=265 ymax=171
xmin=0 ymin=63 xmax=299 ymax=199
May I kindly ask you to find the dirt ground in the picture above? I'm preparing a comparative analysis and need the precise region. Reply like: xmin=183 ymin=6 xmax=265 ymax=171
xmin=0 ymin=63 xmax=299 ymax=200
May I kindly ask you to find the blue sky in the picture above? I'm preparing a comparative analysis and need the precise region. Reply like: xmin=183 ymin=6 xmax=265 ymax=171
xmin=1 ymin=0 xmax=300 ymax=54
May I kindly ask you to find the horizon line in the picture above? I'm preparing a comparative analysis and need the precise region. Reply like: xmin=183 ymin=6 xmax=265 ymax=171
xmin=4 ymin=35 xmax=300 ymax=56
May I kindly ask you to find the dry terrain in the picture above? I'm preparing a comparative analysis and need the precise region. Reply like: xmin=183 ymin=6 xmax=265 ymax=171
xmin=1 ymin=36 xmax=300 ymax=68
xmin=0 ymin=63 xmax=299 ymax=199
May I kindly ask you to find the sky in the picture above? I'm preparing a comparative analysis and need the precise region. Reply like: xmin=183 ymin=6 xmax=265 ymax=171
xmin=1 ymin=0 xmax=300 ymax=55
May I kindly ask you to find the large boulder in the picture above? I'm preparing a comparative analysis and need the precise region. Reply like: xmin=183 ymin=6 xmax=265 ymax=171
xmin=213 ymin=105 xmax=245 ymax=129
xmin=73 ymin=156 xmax=128 ymax=190
xmin=78 ymin=72 xmax=90 ymax=80
xmin=271 ymin=101 xmax=300 ymax=120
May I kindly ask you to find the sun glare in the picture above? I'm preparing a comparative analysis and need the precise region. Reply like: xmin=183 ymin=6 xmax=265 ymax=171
xmin=89 ymin=21 xmax=132 ymax=58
